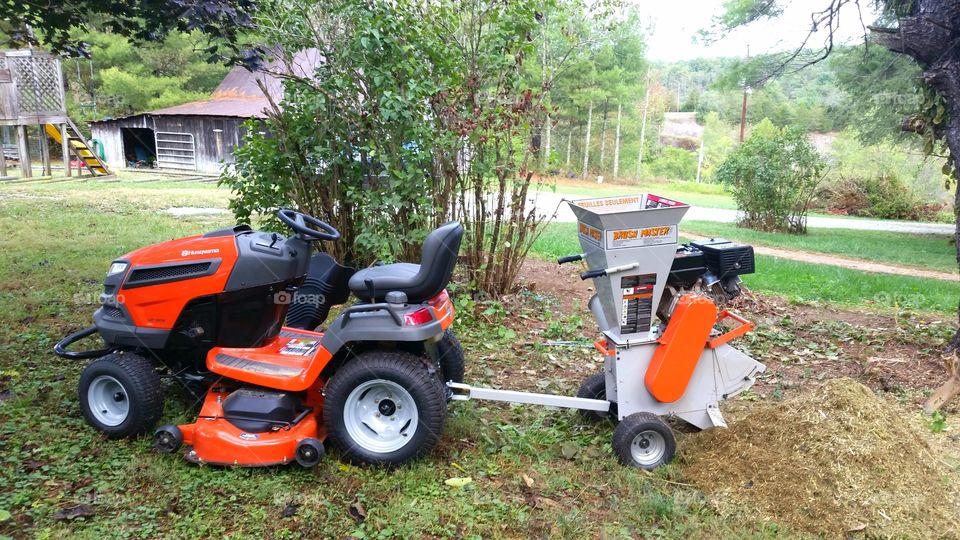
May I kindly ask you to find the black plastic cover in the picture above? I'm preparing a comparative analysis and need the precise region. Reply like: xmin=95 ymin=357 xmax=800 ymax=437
xmin=221 ymin=388 xmax=300 ymax=433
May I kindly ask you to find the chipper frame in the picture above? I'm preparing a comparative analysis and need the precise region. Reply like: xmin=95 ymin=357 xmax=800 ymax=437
xmin=448 ymin=194 xmax=766 ymax=468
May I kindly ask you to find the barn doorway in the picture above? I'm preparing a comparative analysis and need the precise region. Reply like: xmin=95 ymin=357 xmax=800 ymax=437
xmin=120 ymin=128 xmax=157 ymax=168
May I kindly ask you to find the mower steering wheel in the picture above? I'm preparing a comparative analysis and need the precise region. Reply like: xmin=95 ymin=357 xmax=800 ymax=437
xmin=277 ymin=209 xmax=341 ymax=242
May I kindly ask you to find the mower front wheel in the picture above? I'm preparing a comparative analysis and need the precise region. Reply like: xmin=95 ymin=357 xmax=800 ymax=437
xmin=324 ymin=350 xmax=447 ymax=466
xmin=78 ymin=352 xmax=164 ymax=439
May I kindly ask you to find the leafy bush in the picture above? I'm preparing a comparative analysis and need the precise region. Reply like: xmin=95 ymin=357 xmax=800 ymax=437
xmin=715 ymin=119 xmax=825 ymax=233
xmin=221 ymin=0 xmax=443 ymax=265
xmin=816 ymin=130 xmax=951 ymax=221
xmin=222 ymin=0 xmax=552 ymax=295
xmin=822 ymin=174 xmax=946 ymax=221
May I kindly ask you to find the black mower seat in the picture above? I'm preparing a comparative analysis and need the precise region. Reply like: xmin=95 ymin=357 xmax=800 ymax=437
xmin=349 ymin=221 xmax=463 ymax=303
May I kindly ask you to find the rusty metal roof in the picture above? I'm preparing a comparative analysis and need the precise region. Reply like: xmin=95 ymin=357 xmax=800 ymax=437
xmin=92 ymin=49 xmax=321 ymax=122
xmin=144 ymin=96 xmax=270 ymax=118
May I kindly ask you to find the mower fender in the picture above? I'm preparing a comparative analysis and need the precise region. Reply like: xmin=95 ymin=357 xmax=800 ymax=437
xmin=321 ymin=309 xmax=445 ymax=356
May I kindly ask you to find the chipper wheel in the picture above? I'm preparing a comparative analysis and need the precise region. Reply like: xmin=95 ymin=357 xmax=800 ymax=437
xmin=78 ymin=352 xmax=163 ymax=439
xmin=576 ymin=373 xmax=615 ymax=422
xmin=436 ymin=329 xmax=465 ymax=384
xmin=323 ymin=350 xmax=447 ymax=466
xmin=612 ymin=412 xmax=676 ymax=470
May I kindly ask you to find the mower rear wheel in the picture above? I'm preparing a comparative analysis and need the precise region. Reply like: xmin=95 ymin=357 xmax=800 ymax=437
xmin=78 ymin=352 xmax=163 ymax=439
xmin=436 ymin=330 xmax=465 ymax=384
xmin=324 ymin=350 xmax=447 ymax=466
xmin=576 ymin=373 xmax=614 ymax=422
xmin=612 ymin=412 xmax=675 ymax=470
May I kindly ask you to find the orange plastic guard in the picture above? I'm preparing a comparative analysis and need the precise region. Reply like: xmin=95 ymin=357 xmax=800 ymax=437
xmin=645 ymin=294 xmax=717 ymax=403
xmin=707 ymin=310 xmax=755 ymax=349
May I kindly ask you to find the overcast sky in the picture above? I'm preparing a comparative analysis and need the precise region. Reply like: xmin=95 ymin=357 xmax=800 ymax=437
xmin=641 ymin=0 xmax=877 ymax=62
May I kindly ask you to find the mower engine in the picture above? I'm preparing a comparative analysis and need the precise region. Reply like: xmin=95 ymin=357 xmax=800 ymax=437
xmin=660 ymin=238 xmax=756 ymax=321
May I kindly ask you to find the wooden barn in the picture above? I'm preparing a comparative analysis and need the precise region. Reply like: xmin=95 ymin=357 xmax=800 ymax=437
xmin=89 ymin=65 xmax=281 ymax=174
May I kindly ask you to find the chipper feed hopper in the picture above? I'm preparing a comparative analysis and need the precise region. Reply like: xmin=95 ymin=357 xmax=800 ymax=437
xmin=448 ymin=194 xmax=766 ymax=468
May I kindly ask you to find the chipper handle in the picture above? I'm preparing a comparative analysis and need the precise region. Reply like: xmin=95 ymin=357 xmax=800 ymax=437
xmin=557 ymin=253 xmax=584 ymax=265
xmin=580 ymin=262 xmax=639 ymax=280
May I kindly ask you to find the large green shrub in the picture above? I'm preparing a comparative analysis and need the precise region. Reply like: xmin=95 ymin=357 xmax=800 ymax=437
xmin=221 ymin=0 xmax=554 ymax=295
xmin=221 ymin=0 xmax=444 ymax=265
xmin=715 ymin=119 xmax=825 ymax=233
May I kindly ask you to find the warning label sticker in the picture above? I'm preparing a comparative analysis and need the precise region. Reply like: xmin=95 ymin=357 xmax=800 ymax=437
xmin=280 ymin=338 xmax=320 ymax=356
xmin=606 ymin=226 xmax=676 ymax=249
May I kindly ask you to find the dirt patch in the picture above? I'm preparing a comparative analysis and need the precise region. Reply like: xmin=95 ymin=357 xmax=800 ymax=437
xmin=515 ymin=257 xmax=592 ymax=313
xmin=684 ymin=232 xmax=958 ymax=281
xmin=681 ymin=378 xmax=960 ymax=538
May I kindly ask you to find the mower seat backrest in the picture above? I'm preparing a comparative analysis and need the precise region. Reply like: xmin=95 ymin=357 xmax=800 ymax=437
xmin=348 ymin=221 xmax=463 ymax=303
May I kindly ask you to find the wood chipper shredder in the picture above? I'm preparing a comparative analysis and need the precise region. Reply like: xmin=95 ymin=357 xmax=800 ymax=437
xmin=448 ymin=194 xmax=766 ymax=468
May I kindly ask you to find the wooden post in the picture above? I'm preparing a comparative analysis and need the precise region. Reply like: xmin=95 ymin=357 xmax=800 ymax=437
xmin=16 ymin=125 xmax=30 ymax=178
xmin=61 ymin=124 xmax=71 ymax=177
xmin=39 ymin=126 xmax=52 ymax=176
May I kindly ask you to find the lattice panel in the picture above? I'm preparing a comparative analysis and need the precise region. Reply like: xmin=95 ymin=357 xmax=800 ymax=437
xmin=12 ymin=56 xmax=64 ymax=114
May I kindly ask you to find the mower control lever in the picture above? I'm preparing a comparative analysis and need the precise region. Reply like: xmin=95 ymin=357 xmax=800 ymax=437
xmin=580 ymin=262 xmax=640 ymax=281
xmin=557 ymin=253 xmax=583 ymax=265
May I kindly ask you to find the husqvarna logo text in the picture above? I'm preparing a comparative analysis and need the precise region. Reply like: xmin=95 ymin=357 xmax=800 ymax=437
xmin=181 ymin=248 xmax=220 ymax=257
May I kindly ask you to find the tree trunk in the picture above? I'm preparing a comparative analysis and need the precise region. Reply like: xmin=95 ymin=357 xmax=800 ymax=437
xmin=637 ymin=80 xmax=650 ymax=178
xmin=543 ymin=116 xmax=551 ymax=169
xmin=599 ymin=98 xmax=610 ymax=174
xmin=582 ymin=100 xmax=593 ymax=179
xmin=565 ymin=130 xmax=572 ymax=170
xmin=873 ymin=1 xmax=960 ymax=411
xmin=613 ymin=102 xmax=622 ymax=181
xmin=599 ymin=98 xmax=609 ymax=174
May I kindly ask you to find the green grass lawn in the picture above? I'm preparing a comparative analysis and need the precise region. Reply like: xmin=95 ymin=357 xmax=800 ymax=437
xmin=533 ymin=222 xmax=959 ymax=314
xmin=0 ymin=181 xmax=785 ymax=538
xmin=681 ymin=220 xmax=957 ymax=274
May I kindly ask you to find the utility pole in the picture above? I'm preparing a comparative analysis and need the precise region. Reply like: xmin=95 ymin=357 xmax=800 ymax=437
xmin=739 ymin=44 xmax=750 ymax=143
xmin=636 ymin=71 xmax=650 ymax=178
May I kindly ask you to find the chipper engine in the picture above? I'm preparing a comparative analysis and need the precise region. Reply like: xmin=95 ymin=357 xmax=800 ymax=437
xmin=447 ymin=194 xmax=765 ymax=469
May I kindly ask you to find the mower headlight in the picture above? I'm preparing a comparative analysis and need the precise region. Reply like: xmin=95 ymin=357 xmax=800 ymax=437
xmin=107 ymin=262 xmax=128 ymax=276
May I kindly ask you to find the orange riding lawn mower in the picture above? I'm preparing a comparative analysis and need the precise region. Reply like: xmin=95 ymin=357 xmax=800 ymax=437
xmin=56 ymin=196 xmax=764 ymax=470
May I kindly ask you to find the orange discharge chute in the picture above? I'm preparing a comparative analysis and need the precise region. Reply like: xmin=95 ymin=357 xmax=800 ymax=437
xmin=644 ymin=295 xmax=717 ymax=403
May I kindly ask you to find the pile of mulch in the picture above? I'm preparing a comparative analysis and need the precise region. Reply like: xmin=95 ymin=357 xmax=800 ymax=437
xmin=681 ymin=378 xmax=959 ymax=537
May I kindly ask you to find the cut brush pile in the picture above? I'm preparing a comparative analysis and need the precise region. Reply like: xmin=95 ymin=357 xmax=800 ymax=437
xmin=681 ymin=378 xmax=959 ymax=537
